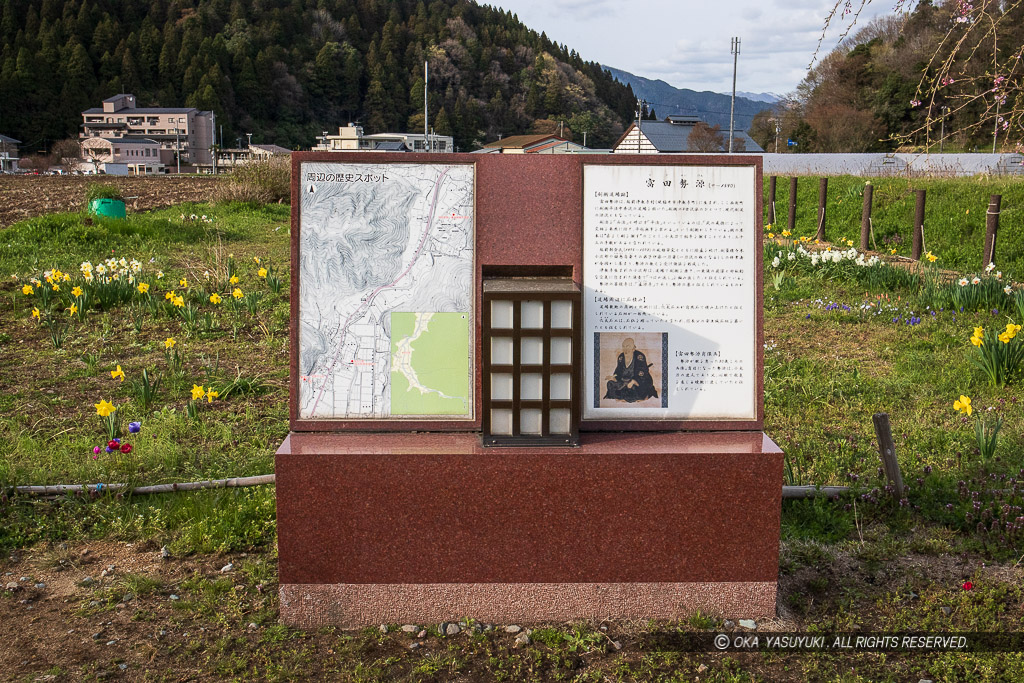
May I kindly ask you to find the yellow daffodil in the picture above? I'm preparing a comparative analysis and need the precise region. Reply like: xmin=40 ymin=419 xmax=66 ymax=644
xmin=232 ymin=288 xmax=243 ymax=299
xmin=137 ymin=282 xmax=150 ymax=294
xmin=971 ymin=334 xmax=984 ymax=347
xmin=209 ymin=293 xmax=222 ymax=304
xmin=253 ymin=256 xmax=261 ymax=264
xmin=68 ymin=303 xmax=77 ymax=316
xmin=974 ymin=327 xmax=984 ymax=338
xmin=111 ymin=365 xmax=125 ymax=382
xmin=890 ymin=248 xmax=897 ymax=254
xmin=172 ymin=295 xmax=185 ymax=308
xmin=229 ymin=275 xmax=239 ymax=285
xmin=72 ymin=286 xmax=83 ymax=297
xmin=164 ymin=337 xmax=176 ymax=349
xmin=781 ymin=230 xmax=791 ymax=237
xmin=191 ymin=384 xmax=206 ymax=400
xmin=206 ymin=389 xmax=219 ymax=403
xmin=95 ymin=399 xmax=116 ymax=417
xmin=953 ymin=395 xmax=972 ymax=416
xmin=258 ymin=267 xmax=267 ymax=278
xmin=999 ymin=331 xmax=1012 ymax=344
xmin=846 ymin=239 xmax=853 ymax=247
xmin=767 ymin=232 xmax=775 ymax=239
xmin=31 ymin=307 xmax=40 ymax=320
xmin=62 ymin=273 xmax=70 ymax=281
xmin=165 ymin=290 xmax=175 ymax=300
xmin=179 ymin=278 xmax=188 ymax=288
xmin=926 ymin=251 xmax=938 ymax=263
xmin=21 ymin=284 xmax=33 ymax=295
xmin=52 ymin=283 xmax=60 ymax=291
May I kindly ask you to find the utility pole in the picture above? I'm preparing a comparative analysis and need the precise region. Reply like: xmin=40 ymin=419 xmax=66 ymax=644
xmin=729 ymin=37 xmax=741 ymax=153
xmin=211 ymin=113 xmax=217 ymax=175
xmin=424 ymin=61 xmax=429 ymax=152
xmin=772 ymin=118 xmax=780 ymax=153
xmin=175 ymin=128 xmax=180 ymax=174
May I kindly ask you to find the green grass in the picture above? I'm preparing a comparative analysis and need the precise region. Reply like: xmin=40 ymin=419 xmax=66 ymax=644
xmin=764 ymin=175 xmax=1024 ymax=276
xmin=2 ymin=189 xmax=1024 ymax=680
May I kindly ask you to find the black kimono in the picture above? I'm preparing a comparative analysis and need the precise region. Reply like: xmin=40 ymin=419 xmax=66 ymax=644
xmin=604 ymin=350 xmax=658 ymax=402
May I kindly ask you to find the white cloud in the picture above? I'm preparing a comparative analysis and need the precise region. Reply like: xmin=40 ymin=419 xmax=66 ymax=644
xmin=489 ymin=0 xmax=896 ymax=94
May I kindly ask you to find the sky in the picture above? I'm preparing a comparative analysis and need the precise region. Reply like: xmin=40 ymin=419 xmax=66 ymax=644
xmin=488 ymin=0 xmax=900 ymax=97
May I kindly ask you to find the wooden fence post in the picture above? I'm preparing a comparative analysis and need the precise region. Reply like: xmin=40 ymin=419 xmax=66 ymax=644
xmin=788 ymin=177 xmax=797 ymax=235
xmin=768 ymin=175 xmax=777 ymax=225
xmin=860 ymin=181 xmax=873 ymax=251
xmin=872 ymin=413 xmax=905 ymax=500
xmin=816 ymin=177 xmax=828 ymax=242
xmin=985 ymin=194 xmax=1001 ymax=266
xmin=912 ymin=190 xmax=926 ymax=260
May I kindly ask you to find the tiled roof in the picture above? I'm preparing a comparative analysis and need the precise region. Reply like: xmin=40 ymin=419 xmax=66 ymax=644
xmin=482 ymin=134 xmax=564 ymax=149
xmin=251 ymin=144 xmax=293 ymax=155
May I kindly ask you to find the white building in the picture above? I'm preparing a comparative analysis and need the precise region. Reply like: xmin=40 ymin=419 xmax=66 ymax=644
xmin=313 ymin=124 xmax=453 ymax=153
xmin=80 ymin=137 xmax=163 ymax=175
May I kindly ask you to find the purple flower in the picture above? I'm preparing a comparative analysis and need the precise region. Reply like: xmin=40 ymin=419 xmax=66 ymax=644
xmin=128 ymin=421 xmax=141 ymax=434
xmin=105 ymin=446 xmax=114 ymax=453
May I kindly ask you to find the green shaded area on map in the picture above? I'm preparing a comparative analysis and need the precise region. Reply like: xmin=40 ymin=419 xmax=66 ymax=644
xmin=390 ymin=312 xmax=470 ymax=416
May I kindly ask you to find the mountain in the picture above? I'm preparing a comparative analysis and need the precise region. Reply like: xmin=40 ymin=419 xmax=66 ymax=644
xmin=0 ymin=0 xmax=637 ymax=153
xmin=735 ymin=91 xmax=783 ymax=104
xmin=603 ymin=66 xmax=772 ymax=132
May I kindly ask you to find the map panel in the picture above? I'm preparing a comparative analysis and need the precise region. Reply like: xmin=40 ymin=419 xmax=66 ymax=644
xmin=297 ymin=162 xmax=474 ymax=420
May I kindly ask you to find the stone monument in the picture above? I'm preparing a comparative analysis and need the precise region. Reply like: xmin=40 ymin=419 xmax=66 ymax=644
xmin=276 ymin=152 xmax=783 ymax=627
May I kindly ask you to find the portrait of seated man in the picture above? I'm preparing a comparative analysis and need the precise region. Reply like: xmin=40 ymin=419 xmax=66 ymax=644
xmin=604 ymin=337 xmax=658 ymax=403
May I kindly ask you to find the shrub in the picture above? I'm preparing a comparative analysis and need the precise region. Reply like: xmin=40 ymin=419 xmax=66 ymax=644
xmin=215 ymin=157 xmax=290 ymax=204
xmin=85 ymin=183 xmax=124 ymax=203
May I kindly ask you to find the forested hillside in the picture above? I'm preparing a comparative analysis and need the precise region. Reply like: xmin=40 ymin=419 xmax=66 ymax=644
xmin=748 ymin=0 xmax=1024 ymax=153
xmin=0 ymin=0 xmax=638 ymax=152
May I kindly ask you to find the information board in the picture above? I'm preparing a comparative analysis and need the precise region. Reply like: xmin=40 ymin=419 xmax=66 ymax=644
xmin=582 ymin=164 xmax=757 ymax=421
xmin=297 ymin=162 xmax=475 ymax=420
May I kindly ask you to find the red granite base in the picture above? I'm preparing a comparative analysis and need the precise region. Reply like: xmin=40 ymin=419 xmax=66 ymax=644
xmin=279 ymin=582 xmax=778 ymax=629
xmin=276 ymin=431 xmax=783 ymax=626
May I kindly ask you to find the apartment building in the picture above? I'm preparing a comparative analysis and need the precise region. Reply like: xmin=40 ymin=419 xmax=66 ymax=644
xmin=81 ymin=94 xmax=214 ymax=171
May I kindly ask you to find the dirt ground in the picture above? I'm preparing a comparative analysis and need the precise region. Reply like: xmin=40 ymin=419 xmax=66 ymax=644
xmin=0 ymin=176 xmax=221 ymax=227
xmin=2 ymin=537 xmax=1022 ymax=682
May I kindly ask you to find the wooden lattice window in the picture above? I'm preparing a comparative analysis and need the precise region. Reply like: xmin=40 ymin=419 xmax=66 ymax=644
xmin=482 ymin=278 xmax=581 ymax=446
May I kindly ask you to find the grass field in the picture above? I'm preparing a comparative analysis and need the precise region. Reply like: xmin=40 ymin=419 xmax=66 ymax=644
xmin=1 ymin=176 xmax=1024 ymax=680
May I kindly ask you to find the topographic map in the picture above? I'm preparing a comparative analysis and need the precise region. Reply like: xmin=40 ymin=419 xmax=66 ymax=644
xmin=297 ymin=162 xmax=474 ymax=419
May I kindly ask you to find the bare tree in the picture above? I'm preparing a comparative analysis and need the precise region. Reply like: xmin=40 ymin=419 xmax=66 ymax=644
xmin=687 ymin=122 xmax=725 ymax=152
xmin=51 ymin=138 xmax=83 ymax=174
xmin=817 ymin=0 xmax=1024 ymax=151
xmin=17 ymin=154 xmax=52 ymax=173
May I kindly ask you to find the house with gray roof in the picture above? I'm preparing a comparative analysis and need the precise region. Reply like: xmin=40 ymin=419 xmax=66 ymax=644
xmin=613 ymin=115 xmax=763 ymax=154
xmin=1 ymin=134 xmax=20 ymax=172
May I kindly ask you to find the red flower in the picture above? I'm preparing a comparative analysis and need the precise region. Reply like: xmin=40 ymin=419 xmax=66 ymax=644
xmin=120 ymin=443 xmax=132 ymax=454
xmin=963 ymin=581 xmax=973 ymax=591
xmin=108 ymin=440 xmax=119 ymax=449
